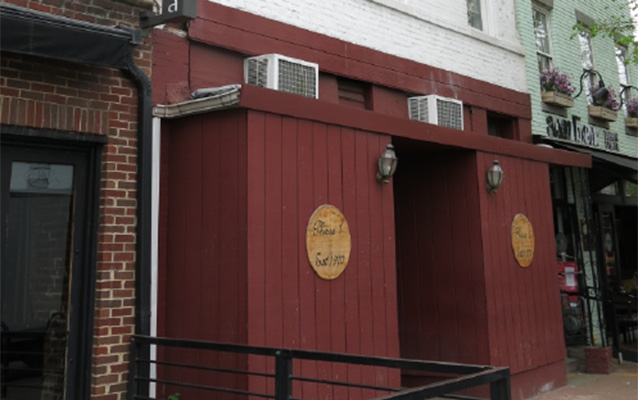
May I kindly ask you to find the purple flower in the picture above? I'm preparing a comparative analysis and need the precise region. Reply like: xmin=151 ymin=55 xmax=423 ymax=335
xmin=540 ymin=68 xmax=576 ymax=96
xmin=592 ymin=86 xmax=619 ymax=110
xmin=626 ymin=97 xmax=638 ymax=118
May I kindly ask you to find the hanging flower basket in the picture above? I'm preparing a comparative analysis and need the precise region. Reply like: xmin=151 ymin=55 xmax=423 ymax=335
xmin=590 ymin=86 xmax=619 ymax=122
xmin=626 ymin=98 xmax=638 ymax=128
xmin=588 ymin=105 xmax=617 ymax=122
xmin=542 ymin=91 xmax=574 ymax=108
xmin=540 ymin=68 xmax=575 ymax=108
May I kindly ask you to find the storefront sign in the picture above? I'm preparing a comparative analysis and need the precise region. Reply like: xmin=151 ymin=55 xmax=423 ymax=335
xmin=546 ymin=115 xmax=619 ymax=152
xmin=511 ymin=214 xmax=535 ymax=268
xmin=306 ymin=205 xmax=351 ymax=280
xmin=140 ymin=0 xmax=197 ymax=28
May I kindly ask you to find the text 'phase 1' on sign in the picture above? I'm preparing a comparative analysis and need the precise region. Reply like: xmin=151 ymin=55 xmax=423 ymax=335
xmin=511 ymin=213 xmax=535 ymax=268
xmin=306 ymin=204 xmax=351 ymax=280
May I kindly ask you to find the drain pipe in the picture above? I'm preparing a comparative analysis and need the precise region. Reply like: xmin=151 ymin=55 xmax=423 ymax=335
xmin=120 ymin=31 xmax=154 ymax=400
xmin=122 ymin=46 xmax=153 ymax=341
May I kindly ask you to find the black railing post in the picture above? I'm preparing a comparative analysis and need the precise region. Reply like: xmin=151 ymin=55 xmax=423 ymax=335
xmin=490 ymin=369 xmax=511 ymax=400
xmin=128 ymin=336 xmax=139 ymax=400
xmin=274 ymin=350 xmax=292 ymax=400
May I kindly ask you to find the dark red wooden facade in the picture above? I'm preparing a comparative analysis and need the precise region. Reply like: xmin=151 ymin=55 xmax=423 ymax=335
xmin=394 ymin=147 xmax=568 ymax=397
xmin=158 ymin=110 xmax=249 ymax=397
xmin=154 ymin=2 xmax=592 ymax=399
xmin=159 ymin=107 xmax=401 ymax=398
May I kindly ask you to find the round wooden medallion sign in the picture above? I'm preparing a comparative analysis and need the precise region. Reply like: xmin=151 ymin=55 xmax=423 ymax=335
xmin=306 ymin=204 xmax=351 ymax=280
xmin=511 ymin=213 xmax=535 ymax=268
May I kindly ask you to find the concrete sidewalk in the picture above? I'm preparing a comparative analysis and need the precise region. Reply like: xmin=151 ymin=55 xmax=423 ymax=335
xmin=528 ymin=360 xmax=638 ymax=400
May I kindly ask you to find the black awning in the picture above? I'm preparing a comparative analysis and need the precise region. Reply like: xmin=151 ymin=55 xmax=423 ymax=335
xmin=537 ymin=137 xmax=637 ymax=172
xmin=553 ymin=143 xmax=637 ymax=172
xmin=0 ymin=3 xmax=136 ymax=69
xmin=539 ymin=139 xmax=637 ymax=187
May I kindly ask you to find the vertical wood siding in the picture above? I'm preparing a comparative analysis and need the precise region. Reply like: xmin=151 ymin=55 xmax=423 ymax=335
xmin=160 ymin=110 xmax=248 ymax=399
xmin=159 ymin=107 xmax=565 ymax=397
xmin=245 ymin=111 xmax=400 ymax=398
xmin=478 ymin=153 xmax=566 ymax=374
xmin=395 ymin=150 xmax=565 ymax=387
xmin=395 ymin=151 xmax=490 ymax=370
xmin=160 ymin=109 xmax=400 ymax=398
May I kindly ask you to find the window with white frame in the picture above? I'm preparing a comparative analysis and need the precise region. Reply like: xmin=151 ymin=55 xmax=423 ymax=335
xmin=532 ymin=4 xmax=552 ymax=73
xmin=467 ymin=0 xmax=483 ymax=30
xmin=578 ymin=29 xmax=597 ymax=104
xmin=616 ymin=45 xmax=630 ymax=111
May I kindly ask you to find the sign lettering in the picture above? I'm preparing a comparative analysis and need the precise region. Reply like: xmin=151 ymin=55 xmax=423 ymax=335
xmin=166 ymin=0 xmax=179 ymax=13
xmin=545 ymin=115 xmax=619 ymax=152
xmin=511 ymin=214 xmax=535 ymax=268
xmin=306 ymin=205 xmax=351 ymax=280
xmin=140 ymin=0 xmax=197 ymax=28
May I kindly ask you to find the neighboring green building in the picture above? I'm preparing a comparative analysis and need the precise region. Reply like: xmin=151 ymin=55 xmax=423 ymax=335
xmin=518 ymin=0 xmax=638 ymax=156
xmin=515 ymin=0 xmax=637 ymax=361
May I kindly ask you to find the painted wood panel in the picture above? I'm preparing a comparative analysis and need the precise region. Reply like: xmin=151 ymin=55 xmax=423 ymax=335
xmin=237 ymin=85 xmax=590 ymax=169
xmin=394 ymin=150 xmax=490 ymax=371
xmin=478 ymin=153 xmax=566 ymax=375
xmin=160 ymin=110 xmax=248 ymax=399
xmin=395 ymin=149 xmax=565 ymax=393
xmin=158 ymin=109 xmax=399 ymax=397
xmin=245 ymin=111 xmax=401 ymax=398
xmin=159 ymin=107 xmax=567 ymax=399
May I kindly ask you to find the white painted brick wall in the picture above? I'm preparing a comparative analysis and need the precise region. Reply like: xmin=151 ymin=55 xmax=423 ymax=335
xmin=207 ymin=0 xmax=529 ymax=93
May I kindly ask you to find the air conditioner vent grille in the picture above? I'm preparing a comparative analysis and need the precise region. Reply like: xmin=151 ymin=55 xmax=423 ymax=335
xmin=408 ymin=95 xmax=463 ymax=130
xmin=246 ymin=58 xmax=269 ymax=87
xmin=436 ymin=98 xmax=463 ymax=130
xmin=278 ymin=59 xmax=317 ymax=98
xmin=244 ymin=54 xmax=319 ymax=99
xmin=408 ymin=97 xmax=430 ymax=123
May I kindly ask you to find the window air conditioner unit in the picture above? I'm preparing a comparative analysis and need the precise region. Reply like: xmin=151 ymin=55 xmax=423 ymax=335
xmin=408 ymin=95 xmax=464 ymax=130
xmin=244 ymin=54 xmax=319 ymax=99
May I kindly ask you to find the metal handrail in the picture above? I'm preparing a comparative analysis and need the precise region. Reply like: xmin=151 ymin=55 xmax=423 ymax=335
xmin=129 ymin=334 xmax=511 ymax=400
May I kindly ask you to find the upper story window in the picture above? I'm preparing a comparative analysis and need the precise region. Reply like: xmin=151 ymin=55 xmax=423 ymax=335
xmin=532 ymin=4 xmax=552 ymax=73
xmin=616 ymin=45 xmax=630 ymax=110
xmin=578 ymin=29 xmax=597 ymax=104
xmin=467 ymin=0 xmax=483 ymax=30
xmin=487 ymin=112 xmax=517 ymax=140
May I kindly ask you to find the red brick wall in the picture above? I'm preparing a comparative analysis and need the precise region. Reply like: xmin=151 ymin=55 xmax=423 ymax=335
xmin=0 ymin=0 xmax=152 ymax=398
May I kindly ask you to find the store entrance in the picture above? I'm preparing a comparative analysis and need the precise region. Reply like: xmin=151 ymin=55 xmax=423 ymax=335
xmin=1 ymin=137 xmax=98 ymax=400
xmin=596 ymin=203 xmax=637 ymax=362
xmin=549 ymin=165 xmax=638 ymax=362
xmin=550 ymin=167 xmax=594 ymax=348
xmin=392 ymin=144 xmax=489 ymax=378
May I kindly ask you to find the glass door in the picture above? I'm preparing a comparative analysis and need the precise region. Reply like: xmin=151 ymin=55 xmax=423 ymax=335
xmin=1 ymin=144 xmax=90 ymax=400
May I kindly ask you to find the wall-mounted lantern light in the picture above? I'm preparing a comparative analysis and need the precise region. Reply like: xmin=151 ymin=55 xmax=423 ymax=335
xmin=487 ymin=160 xmax=504 ymax=193
xmin=376 ymin=143 xmax=398 ymax=184
xmin=573 ymin=69 xmax=609 ymax=102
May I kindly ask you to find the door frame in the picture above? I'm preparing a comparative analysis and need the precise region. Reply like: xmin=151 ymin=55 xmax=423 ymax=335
xmin=595 ymin=203 xmax=622 ymax=352
xmin=1 ymin=125 xmax=105 ymax=399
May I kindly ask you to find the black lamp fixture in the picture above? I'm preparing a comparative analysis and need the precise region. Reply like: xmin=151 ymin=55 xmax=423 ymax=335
xmin=376 ymin=143 xmax=398 ymax=184
xmin=486 ymin=160 xmax=504 ymax=193
xmin=573 ymin=69 xmax=609 ymax=103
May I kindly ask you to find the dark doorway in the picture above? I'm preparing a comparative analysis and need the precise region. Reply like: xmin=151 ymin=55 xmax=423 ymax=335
xmin=1 ymin=134 xmax=100 ymax=400
xmin=392 ymin=145 xmax=489 ymax=379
